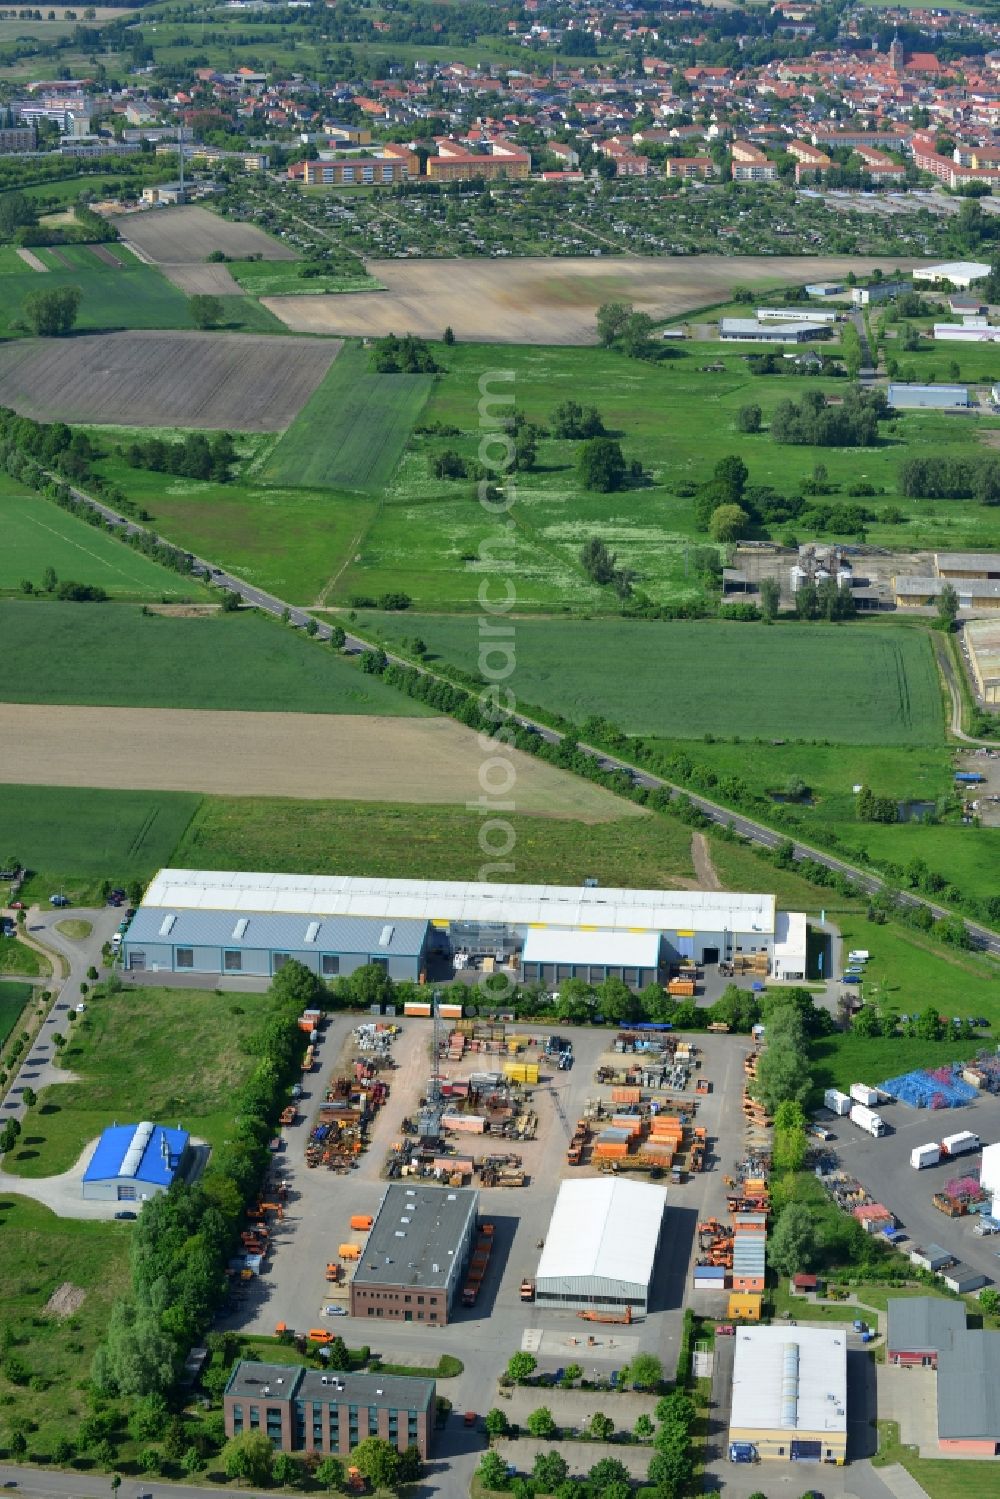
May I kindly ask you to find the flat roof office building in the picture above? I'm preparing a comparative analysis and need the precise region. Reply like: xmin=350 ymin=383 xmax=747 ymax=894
xmin=350 ymin=1183 xmax=479 ymax=1325
xmin=728 ymin=1326 xmax=847 ymax=1464
xmin=224 ymin=1361 xmax=434 ymax=1459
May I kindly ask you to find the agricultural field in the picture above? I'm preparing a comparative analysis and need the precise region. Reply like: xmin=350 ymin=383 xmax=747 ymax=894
xmin=173 ymin=794 xmax=672 ymax=884
xmin=0 ymin=254 xmax=194 ymax=339
xmin=1 ymin=702 xmax=640 ymax=815
xmin=0 ymin=330 xmax=339 ymax=430
xmin=110 ymin=203 xmax=297 ymax=264
xmin=261 ymin=342 xmax=434 ymax=492
xmin=260 ymin=253 xmax=926 ymax=345
xmin=0 ymin=981 xmax=32 ymax=1045
xmin=0 ymin=484 xmax=212 ymax=600
xmin=228 ymin=258 xmax=381 ymax=297
xmin=5 ymin=986 xmax=275 ymax=1179
xmin=357 ymin=615 xmax=945 ymax=745
xmin=0 ymin=783 xmax=201 ymax=904
xmin=0 ymin=600 xmax=428 ymax=713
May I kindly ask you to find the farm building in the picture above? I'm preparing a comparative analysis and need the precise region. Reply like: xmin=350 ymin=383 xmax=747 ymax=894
xmin=932 ymin=322 xmax=1000 ymax=342
xmin=223 ymin=1361 xmax=435 ymax=1458
xmin=967 ymin=622 xmax=1000 ymax=704
xmin=719 ymin=318 xmax=829 ymax=343
xmin=534 ymin=1178 xmax=666 ymax=1314
xmin=349 ymin=1184 xmax=479 ymax=1325
xmin=82 ymin=1121 xmax=190 ymax=1203
xmin=886 ymin=1298 xmax=1000 ymax=1453
xmin=728 ymin=1326 xmax=847 ymax=1464
xmin=126 ymin=871 xmax=803 ymax=986
xmin=936 ymin=551 xmax=1000 ymax=582
xmin=887 ymin=384 xmax=970 ymax=410
xmin=913 ymin=261 xmax=991 ymax=290
xmin=893 ymin=576 xmax=1000 ymax=609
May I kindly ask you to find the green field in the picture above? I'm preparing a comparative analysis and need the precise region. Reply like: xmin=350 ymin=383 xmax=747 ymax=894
xmin=0 ymin=980 xmax=32 ymax=1045
xmin=358 ymin=615 xmax=945 ymax=745
xmin=0 ymin=784 xmax=201 ymax=903
xmin=6 ymin=986 xmax=274 ymax=1178
xmin=261 ymin=343 xmax=434 ymax=492
xmin=173 ymin=795 xmax=695 ymax=887
xmin=0 ymin=938 xmax=48 ymax=977
xmin=228 ymin=258 xmax=381 ymax=297
xmin=0 ymin=600 xmax=431 ymax=714
xmin=0 ymin=484 xmax=212 ymax=599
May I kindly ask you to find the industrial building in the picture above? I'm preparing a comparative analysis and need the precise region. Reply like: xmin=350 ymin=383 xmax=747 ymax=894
xmin=933 ymin=321 xmax=1000 ymax=342
xmin=534 ymin=1178 xmax=666 ymax=1314
xmin=728 ymin=1326 xmax=847 ymax=1464
xmin=886 ymin=1298 xmax=1000 ymax=1453
xmin=886 ymin=383 xmax=971 ymax=410
xmin=850 ymin=279 xmax=911 ymax=307
xmin=894 ymin=552 xmax=1000 ymax=613
xmin=223 ymin=1361 xmax=434 ymax=1459
xmin=756 ymin=307 xmax=839 ymax=324
xmin=913 ymin=261 xmax=991 ymax=290
xmin=82 ymin=1121 xmax=190 ymax=1203
xmin=719 ymin=317 xmax=829 ymax=343
xmin=349 ymin=1183 xmax=479 ymax=1325
xmin=125 ymin=870 xmax=805 ymax=987
xmin=936 ymin=551 xmax=1000 ymax=582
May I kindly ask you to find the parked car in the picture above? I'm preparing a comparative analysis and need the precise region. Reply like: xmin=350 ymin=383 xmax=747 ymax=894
xmin=114 ymin=1210 xmax=137 ymax=1221
xmin=321 ymin=1305 xmax=347 ymax=1317
xmin=49 ymin=894 xmax=70 ymax=907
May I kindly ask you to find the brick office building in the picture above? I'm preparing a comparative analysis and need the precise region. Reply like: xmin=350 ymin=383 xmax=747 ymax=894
xmin=349 ymin=1183 xmax=479 ymax=1325
xmin=223 ymin=1361 xmax=435 ymax=1459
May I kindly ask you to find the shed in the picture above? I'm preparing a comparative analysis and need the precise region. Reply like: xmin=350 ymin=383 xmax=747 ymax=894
xmin=535 ymin=1177 xmax=666 ymax=1313
xmin=887 ymin=1296 xmax=965 ymax=1366
xmin=82 ymin=1121 xmax=190 ymax=1203
xmin=887 ymin=383 xmax=970 ymax=410
xmin=792 ymin=1273 xmax=819 ymax=1293
xmin=940 ymin=1264 xmax=987 ymax=1294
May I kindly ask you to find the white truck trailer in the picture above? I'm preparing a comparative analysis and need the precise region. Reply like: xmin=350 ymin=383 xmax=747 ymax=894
xmin=941 ymin=1131 xmax=980 ymax=1157
xmin=850 ymin=1083 xmax=879 ymax=1108
xmin=824 ymin=1089 xmax=851 ymax=1116
xmin=910 ymin=1143 xmax=941 ymax=1169
xmin=850 ymin=1103 xmax=886 ymax=1138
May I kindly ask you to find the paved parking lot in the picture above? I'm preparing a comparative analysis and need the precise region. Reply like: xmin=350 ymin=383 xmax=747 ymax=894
xmin=827 ymin=1088 xmax=1000 ymax=1286
xmin=877 ymin=1363 xmax=938 ymax=1456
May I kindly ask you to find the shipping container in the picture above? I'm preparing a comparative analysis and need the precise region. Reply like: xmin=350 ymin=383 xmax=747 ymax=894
xmin=350 ymin=1214 xmax=373 ymax=1232
xmin=941 ymin=1130 xmax=980 ymax=1157
xmin=442 ymin=1112 xmax=487 ymax=1134
xmin=824 ymin=1089 xmax=851 ymax=1116
xmin=503 ymin=1061 xmax=539 ymax=1085
xmin=338 ymin=1244 xmax=361 ymax=1260
xmin=850 ymin=1083 xmax=879 ymax=1107
xmin=612 ymin=1087 xmax=642 ymax=1106
xmin=849 ymin=1104 xmax=886 ymax=1137
xmin=403 ymin=1002 xmax=432 ymax=1018
xmin=438 ymin=1003 xmax=464 ymax=1020
xmin=910 ymin=1143 xmax=941 ymax=1170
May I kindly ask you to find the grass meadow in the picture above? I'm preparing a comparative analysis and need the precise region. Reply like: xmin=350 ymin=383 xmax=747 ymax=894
xmin=0 ymin=600 xmax=430 ymax=714
xmin=0 ymin=484 xmax=212 ymax=599
xmin=229 ymin=258 xmax=381 ymax=297
xmin=358 ymin=614 xmax=945 ymax=745
xmin=0 ymin=980 xmax=32 ymax=1043
xmin=0 ymin=784 xmax=201 ymax=904
xmin=6 ymin=986 xmax=274 ymax=1177
xmin=0 ymin=939 xmax=48 ymax=977
xmin=261 ymin=342 xmax=434 ymax=492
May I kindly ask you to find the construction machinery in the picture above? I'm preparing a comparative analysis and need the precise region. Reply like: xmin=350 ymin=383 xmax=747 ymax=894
xmin=577 ymin=1306 xmax=633 ymax=1325
xmin=520 ymin=1278 xmax=535 ymax=1302
xmin=325 ymin=1262 xmax=340 ymax=1283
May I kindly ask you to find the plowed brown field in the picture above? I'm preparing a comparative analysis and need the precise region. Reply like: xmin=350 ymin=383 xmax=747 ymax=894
xmin=111 ymin=204 xmax=296 ymax=264
xmin=0 ymin=330 xmax=340 ymax=429
xmin=0 ymin=704 xmax=643 ymax=820
xmin=263 ymin=253 xmax=927 ymax=344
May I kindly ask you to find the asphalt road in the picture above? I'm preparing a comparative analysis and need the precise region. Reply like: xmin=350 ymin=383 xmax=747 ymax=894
xmin=65 ymin=482 xmax=1000 ymax=958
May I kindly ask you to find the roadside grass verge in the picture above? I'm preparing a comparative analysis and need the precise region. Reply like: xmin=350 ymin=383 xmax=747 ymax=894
xmin=5 ymin=985 xmax=274 ymax=1177
xmin=0 ymin=939 xmax=49 ymax=978
xmin=0 ymin=980 xmax=33 ymax=1044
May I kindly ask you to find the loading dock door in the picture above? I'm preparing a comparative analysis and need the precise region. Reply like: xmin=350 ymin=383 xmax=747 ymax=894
xmin=790 ymin=1441 xmax=821 ymax=1461
xmin=702 ymin=947 xmax=719 ymax=964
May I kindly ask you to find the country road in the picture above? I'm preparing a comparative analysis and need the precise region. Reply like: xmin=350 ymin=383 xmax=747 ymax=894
xmin=932 ymin=632 xmax=993 ymax=747
xmin=64 ymin=481 xmax=1000 ymax=957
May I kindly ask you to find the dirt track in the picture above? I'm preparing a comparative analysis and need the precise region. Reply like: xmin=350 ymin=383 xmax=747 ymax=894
xmin=0 ymin=704 xmax=642 ymax=820
xmin=263 ymin=253 xmax=929 ymax=345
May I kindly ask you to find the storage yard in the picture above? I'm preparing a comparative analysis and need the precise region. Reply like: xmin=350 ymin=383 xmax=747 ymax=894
xmin=219 ymin=1010 xmax=764 ymax=1393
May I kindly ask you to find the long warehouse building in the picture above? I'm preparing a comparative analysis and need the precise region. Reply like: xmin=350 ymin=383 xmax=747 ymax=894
xmin=534 ymin=1178 xmax=667 ymax=1314
xmin=122 ymin=870 xmax=807 ymax=986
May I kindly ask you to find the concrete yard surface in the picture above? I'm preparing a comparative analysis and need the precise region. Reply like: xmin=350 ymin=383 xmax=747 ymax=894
xmin=0 ymin=703 xmax=642 ymax=817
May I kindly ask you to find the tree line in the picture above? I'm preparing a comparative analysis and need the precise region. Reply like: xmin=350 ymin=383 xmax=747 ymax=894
xmin=770 ymin=387 xmax=887 ymax=448
xmin=900 ymin=454 xmax=1000 ymax=505
xmin=122 ymin=431 xmax=237 ymax=484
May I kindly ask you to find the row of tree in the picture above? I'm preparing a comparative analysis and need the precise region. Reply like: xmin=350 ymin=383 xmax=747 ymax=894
xmin=122 ymin=431 xmax=237 ymax=483
xmin=900 ymin=454 xmax=1000 ymax=505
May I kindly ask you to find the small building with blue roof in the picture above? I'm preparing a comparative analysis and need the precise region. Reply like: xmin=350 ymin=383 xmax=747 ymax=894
xmin=82 ymin=1121 xmax=190 ymax=1203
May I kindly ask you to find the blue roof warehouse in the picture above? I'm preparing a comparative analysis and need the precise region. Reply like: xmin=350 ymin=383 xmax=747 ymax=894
xmin=82 ymin=1121 xmax=190 ymax=1204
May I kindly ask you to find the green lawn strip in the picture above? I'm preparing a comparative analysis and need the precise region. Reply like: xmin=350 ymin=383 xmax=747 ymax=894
xmin=0 ymin=784 xmax=202 ymax=906
xmin=262 ymin=343 xmax=434 ymax=492
xmin=874 ymin=1420 xmax=993 ymax=1499
xmin=0 ymin=1195 xmax=130 ymax=1452
xmin=86 ymin=452 xmax=374 ymax=606
xmin=359 ymin=614 xmax=944 ymax=745
xmin=172 ymin=796 xmax=697 ymax=886
xmin=54 ymin=919 xmax=92 ymax=940
xmin=0 ymin=482 xmax=212 ymax=600
xmin=811 ymin=1030 xmax=992 ymax=1101
xmin=0 ymin=939 xmax=48 ymax=978
xmin=0 ymin=600 xmax=432 ymax=714
xmin=0 ymin=981 xmax=33 ymax=1044
xmin=6 ymin=986 xmax=273 ymax=1178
